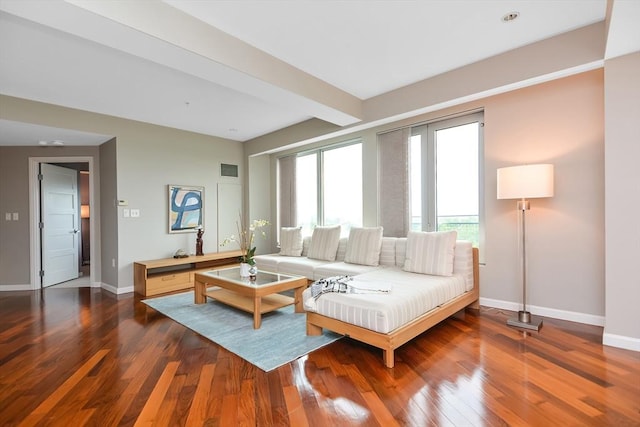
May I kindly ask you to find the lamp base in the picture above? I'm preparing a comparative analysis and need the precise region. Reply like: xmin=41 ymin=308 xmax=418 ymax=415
xmin=507 ymin=311 xmax=543 ymax=331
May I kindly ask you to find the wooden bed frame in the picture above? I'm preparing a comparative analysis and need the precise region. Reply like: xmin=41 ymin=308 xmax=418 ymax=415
xmin=306 ymin=248 xmax=480 ymax=368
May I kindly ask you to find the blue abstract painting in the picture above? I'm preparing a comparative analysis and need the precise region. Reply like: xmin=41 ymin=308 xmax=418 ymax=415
xmin=168 ymin=185 xmax=203 ymax=233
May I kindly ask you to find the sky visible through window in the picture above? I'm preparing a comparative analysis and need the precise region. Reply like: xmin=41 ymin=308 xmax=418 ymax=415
xmin=436 ymin=123 xmax=479 ymax=218
xmin=410 ymin=122 xmax=479 ymax=243
xmin=296 ymin=143 xmax=362 ymax=236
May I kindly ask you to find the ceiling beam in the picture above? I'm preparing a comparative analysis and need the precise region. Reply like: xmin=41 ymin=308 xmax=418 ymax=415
xmin=1 ymin=0 xmax=363 ymax=127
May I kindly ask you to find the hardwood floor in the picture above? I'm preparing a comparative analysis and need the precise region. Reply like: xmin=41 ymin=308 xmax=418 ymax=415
xmin=1 ymin=287 xmax=638 ymax=426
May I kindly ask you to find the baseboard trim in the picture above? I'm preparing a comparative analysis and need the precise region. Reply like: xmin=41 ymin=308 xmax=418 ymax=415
xmin=101 ymin=283 xmax=134 ymax=295
xmin=603 ymin=332 xmax=640 ymax=352
xmin=0 ymin=284 xmax=33 ymax=291
xmin=479 ymin=297 xmax=605 ymax=326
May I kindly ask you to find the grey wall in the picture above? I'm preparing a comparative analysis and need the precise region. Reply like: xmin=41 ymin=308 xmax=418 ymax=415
xmin=0 ymin=95 xmax=244 ymax=292
xmin=0 ymin=146 xmax=99 ymax=287
xmin=114 ymin=122 xmax=243 ymax=289
xmin=251 ymin=70 xmax=606 ymax=326
xmin=99 ymin=138 xmax=117 ymax=288
xmin=604 ymin=52 xmax=640 ymax=347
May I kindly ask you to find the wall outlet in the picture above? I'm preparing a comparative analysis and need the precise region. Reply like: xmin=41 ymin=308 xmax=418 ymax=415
xmin=130 ymin=209 xmax=140 ymax=218
xmin=5 ymin=213 xmax=10 ymax=221
xmin=12 ymin=212 xmax=18 ymax=221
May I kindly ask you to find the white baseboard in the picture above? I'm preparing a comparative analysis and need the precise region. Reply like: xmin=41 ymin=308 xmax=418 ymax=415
xmin=0 ymin=284 xmax=33 ymax=291
xmin=101 ymin=283 xmax=134 ymax=295
xmin=479 ymin=297 xmax=605 ymax=326
xmin=603 ymin=332 xmax=640 ymax=352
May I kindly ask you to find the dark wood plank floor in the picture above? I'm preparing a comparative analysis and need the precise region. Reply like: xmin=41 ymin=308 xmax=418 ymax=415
xmin=1 ymin=287 xmax=638 ymax=426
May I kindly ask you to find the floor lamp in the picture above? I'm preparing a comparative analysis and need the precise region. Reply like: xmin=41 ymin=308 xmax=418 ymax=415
xmin=497 ymin=164 xmax=554 ymax=331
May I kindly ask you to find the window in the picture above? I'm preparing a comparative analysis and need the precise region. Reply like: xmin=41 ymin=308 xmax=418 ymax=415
xmin=322 ymin=143 xmax=362 ymax=235
xmin=380 ymin=112 xmax=483 ymax=247
xmin=295 ymin=152 xmax=318 ymax=235
xmin=280 ymin=141 xmax=362 ymax=237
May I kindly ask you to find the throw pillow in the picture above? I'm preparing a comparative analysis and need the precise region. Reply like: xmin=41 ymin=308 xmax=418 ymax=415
xmin=344 ymin=226 xmax=384 ymax=266
xmin=307 ymin=225 xmax=341 ymax=261
xmin=403 ymin=230 xmax=457 ymax=276
xmin=279 ymin=227 xmax=303 ymax=256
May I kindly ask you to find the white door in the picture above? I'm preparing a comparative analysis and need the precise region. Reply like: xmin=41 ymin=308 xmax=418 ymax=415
xmin=41 ymin=163 xmax=79 ymax=287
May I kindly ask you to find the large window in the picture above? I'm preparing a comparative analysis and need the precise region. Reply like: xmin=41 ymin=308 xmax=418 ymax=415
xmin=381 ymin=112 xmax=483 ymax=247
xmin=287 ymin=141 xmax=362 ymax=236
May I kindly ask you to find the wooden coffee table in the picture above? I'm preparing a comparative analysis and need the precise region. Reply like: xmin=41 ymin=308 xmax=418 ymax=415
xmin=194 ymin=267 xmax=308 ymax=329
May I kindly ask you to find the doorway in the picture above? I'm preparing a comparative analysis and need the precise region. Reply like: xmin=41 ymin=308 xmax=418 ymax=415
xmin=29 ymin=157 xmax=96 ymax=289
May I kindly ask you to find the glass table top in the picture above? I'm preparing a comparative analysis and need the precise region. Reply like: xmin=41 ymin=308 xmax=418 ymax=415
xmin=197 ymin=266 xmax=303 ymax=287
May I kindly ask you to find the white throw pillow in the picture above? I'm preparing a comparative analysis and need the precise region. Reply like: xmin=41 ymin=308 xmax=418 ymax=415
xmin=307 ymin=225 xmax=341 ymax=261
xmin=403 ymin=230 xmax=457 ymax=276
xmin=279 ymin=227 xmax=303 ymax=256
xmin=344 ymin=226 xmax=384 ymax=266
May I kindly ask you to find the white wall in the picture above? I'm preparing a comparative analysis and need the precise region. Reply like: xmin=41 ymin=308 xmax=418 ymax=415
xmin=604 ymin=52 xmax=640 ymax=350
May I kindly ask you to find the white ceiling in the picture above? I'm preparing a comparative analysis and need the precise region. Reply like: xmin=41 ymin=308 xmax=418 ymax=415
xmin=0 ymin=0 xmax=636 ymax=147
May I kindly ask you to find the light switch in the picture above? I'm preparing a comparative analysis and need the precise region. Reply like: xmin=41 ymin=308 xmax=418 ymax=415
xmin=5 ymin=213 xmax=10 ymax=221
xmin=130 ymin=209 xmax=140 ymax=218
xmin=123 ymin=209 xmax=130 ymax=218
xmin=12 ymin=212 xmax=18 ymax=221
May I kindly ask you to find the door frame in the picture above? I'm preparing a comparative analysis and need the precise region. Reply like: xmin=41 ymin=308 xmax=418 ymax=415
xmin=28 ymin=156 xmax=96 ymax=289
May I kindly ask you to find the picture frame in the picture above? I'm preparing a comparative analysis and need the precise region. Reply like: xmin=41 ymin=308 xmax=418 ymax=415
xmin=168 ymin=184 xmax=204 ymax=233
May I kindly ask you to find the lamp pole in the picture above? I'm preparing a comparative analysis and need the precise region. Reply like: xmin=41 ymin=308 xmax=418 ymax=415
xmin=507 ymin=198 xmax=542 ymax=330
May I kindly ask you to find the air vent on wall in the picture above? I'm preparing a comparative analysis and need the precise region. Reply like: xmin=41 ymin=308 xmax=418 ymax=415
xmin=221 ymin=163 xmax=238 ymax=177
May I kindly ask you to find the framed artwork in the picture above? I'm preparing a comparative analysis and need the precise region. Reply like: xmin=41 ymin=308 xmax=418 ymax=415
xmin=168 ymin=185 xmax=203 ymax=233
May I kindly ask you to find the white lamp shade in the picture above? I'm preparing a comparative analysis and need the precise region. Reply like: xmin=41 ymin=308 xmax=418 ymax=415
xmin=497 ymin=164 xmax=554 ymax=199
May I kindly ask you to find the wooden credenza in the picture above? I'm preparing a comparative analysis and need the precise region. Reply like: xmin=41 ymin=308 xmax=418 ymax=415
xmin=134 ymin=250 xmax=242 ymax=297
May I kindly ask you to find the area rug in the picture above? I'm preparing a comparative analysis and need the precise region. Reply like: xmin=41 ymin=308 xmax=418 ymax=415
xmin=142 ymin=291 xmax=342 ymax=372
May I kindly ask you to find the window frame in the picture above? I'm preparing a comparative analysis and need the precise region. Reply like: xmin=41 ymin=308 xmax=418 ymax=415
xmin=295 ymin=139 xmax=363 ymax=235
xmin=379 ymin=111 xmax=484 ymax=252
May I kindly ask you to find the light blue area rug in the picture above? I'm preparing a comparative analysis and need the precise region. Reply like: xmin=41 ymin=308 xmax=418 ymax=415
xmin=143 ymin=291 xmax=342 ymax=372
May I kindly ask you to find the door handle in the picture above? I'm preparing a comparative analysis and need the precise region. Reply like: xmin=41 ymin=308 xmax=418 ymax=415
xmin=71 ymin=229 xmax=79 ymax=234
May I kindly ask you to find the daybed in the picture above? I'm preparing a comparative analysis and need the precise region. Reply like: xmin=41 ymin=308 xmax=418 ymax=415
xmin=254 ymin=226 xmax=480 ymax=368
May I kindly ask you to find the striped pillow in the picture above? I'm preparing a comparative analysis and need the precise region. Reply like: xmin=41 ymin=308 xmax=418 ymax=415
xmin=403 ymin=230 xmax=457 ymax=276
xmin=344 ymin=227 xmax=383 ymax=266
xmin=279 ymin=227 xmax=303 ymax=256
xmin=307 ymin=225 xmax=341 ymax=261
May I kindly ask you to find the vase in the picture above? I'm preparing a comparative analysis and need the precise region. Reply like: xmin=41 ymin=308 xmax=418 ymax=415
xmin=239 ymin=262 xmax=251 ymax=277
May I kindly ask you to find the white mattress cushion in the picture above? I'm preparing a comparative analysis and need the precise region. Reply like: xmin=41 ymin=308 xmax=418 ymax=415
xmin=307 ymin=225 xmax=341 ymax=261
xmin=403 ymin=230 xmax=457 ymax=276
xmin=453 ymin=240 xmax=474 ymax=290
xmin=312 ymin=262 xmax=383 ymax=281
xmin=279 ymin=227 xmax=303 ymax=256
xmin=304 ymin=267 xmax=467 ymax=333
xmin=276 ymin=257 xmax=333 ymax=279
xmin=253 ymin=254 xmax=281 ymax=273
xmin=344 ymin=226 xmax=383 ymax=266
xmin=379 ymin=237 xmax=397 ymax=266
xmin=335 ymin=237 xmax=348 ymax=262
xmin=301 ymin=236 xmax=312 ymax=256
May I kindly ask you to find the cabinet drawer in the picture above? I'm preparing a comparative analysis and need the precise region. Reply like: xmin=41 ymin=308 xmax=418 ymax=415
xmin=147 ymin=272 xmax=191 ymax=296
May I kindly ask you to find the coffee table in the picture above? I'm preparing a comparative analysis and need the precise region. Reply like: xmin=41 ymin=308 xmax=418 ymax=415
xmin=193 ymin=267 xmax=308 ymax=329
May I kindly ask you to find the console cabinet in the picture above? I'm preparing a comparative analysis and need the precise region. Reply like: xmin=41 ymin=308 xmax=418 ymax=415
xmin=134 ymin=250 xmax=242 ymax=297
